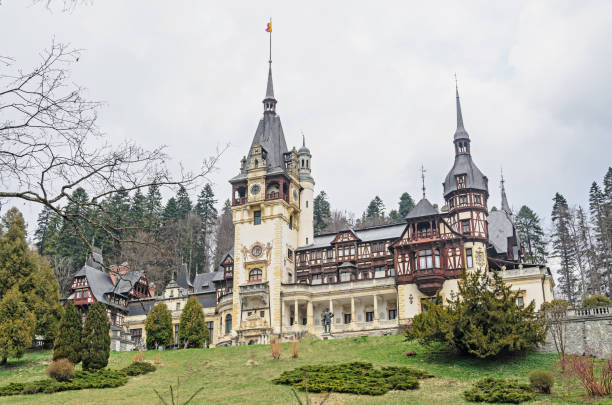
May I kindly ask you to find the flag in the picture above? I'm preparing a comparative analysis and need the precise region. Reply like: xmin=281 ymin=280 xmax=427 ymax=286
xmin=266 ymin=22 xmax=272 ymax=33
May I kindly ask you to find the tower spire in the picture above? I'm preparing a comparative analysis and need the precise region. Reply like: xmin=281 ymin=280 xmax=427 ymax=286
xmin=455 ymin=74 xmax=464 ymax=130
xmin=420 ymin=164 xmax=427 ymax=199
xmin=500 ymin=168 xmax=511 ymax=215
xmin=263 ymin=19 xmax=276 ymax=114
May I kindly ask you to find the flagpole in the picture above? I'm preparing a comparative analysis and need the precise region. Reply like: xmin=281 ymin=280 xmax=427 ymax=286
xmin=268 ymin=18 xmax=272 ymax=65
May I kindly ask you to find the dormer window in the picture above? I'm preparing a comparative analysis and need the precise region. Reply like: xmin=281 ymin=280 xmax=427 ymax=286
xmin=456 ymin=174 xmax=466 ymax=189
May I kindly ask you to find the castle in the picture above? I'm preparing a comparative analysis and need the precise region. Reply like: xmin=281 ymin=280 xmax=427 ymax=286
xmin=67 ymin=59 xmax=554 ymax=349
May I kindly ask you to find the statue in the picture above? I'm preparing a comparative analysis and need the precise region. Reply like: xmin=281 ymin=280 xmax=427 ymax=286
xmin=322 ymin=308 xmax=334 ymax=333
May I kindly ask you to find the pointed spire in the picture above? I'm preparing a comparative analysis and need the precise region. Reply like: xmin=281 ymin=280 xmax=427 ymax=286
xmin=420 ymin=164 xmax=427 ymax=199
xmin=453 ymin=76 xmax=470 ymax=141
xmin=265 ymin=64 xmax=275 ymax=100
xmin=500 ymin=169 xmax=511 ymax=215
xmin=302 ymin=133 xmax=305 ymax=148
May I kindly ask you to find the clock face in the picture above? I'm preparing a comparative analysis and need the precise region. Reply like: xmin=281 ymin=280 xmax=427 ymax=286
xmin=293 ymin=189 xmax=298 ymax=201
xmin=250 ymin=184 xmax=261 ymax=195
xmin=252 ymin=245 xmax=262 ymax=257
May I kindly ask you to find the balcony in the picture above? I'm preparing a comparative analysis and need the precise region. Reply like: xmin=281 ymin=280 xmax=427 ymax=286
xmin=412 ymin=268 xmax=446 ymax=296
xmin=239 ymin=281 xmax=269 ymax=296
xmin=232 ymin=197 xmax=247 ymax=206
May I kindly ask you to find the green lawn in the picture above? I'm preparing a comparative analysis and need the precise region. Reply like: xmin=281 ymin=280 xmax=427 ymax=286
xmin=0 ymin=335 xmax=608 ymax=404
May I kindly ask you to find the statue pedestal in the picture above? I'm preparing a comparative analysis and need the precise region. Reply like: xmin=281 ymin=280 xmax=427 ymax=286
xmin=320 ymin=332 xmax=335 ymax=340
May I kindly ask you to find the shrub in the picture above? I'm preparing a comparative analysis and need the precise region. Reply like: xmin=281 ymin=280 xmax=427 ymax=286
xmin=528 ymin=369 xmax=554 ymax=394
xmin=53 ymin=301 xmax=82 ymax=364
xmin=122 ymin=361 xmax=156 ymax=376
xmin=271 ymin=340 xmax=281 ymax=360
xmin=46 ymin=359 xmax=75 ymax=382
xmin=178 ymin=297 xmax=209 ymax=348
xmin=407 ymin=269 xmax=546 ymax=359
xmin=464 ymin=377 xmax=536 ymax=404
xmin=145 ymin=302 xmax=173 ymax=350
xmin=567 ymin=356 xmax=612 ymax=397
xmin=80 ymin=302 xmax=110 ymax=371
xmin=273 ymin=362 xmax=432 ymax=396
xmin=582 ymin=294 xmax=612 ymax=308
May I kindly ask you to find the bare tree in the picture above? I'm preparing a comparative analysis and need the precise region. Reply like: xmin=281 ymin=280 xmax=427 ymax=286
xmin=0 ymin=42 xmax=225 ymax=262
xmin=322 ymin=209 xmax=356 ymax=233
xmin=48 ymin=255 xmax=75 ymax=297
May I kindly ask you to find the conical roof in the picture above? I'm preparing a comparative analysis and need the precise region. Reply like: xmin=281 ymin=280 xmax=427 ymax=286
xmin=454 ymin=86 xmax=469 ymax=141
xmin=265 ymin=65 xmax=275 ymax=100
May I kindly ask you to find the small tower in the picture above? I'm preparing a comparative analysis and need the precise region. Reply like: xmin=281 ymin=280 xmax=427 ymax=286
xmin=297 ymin=135 xmax=312 ymax=178
xmin=297 ymin=135 xmax=314 ymax=247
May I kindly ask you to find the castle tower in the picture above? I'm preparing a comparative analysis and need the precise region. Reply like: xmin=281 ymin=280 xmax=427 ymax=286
xmin=442 ymin=85 xmax=489 ymax=272
xmin=228 ymin=57 xmax=312 ymax=343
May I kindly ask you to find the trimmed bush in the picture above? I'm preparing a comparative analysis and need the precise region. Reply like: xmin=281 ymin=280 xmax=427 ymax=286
xmin=46 ymin=359 xmax=75 ymax=382
xmin=464 ymin=377 xmax=536 ymax=404
xmin=273 ymin=362 xmax=432 ymax=396
xmin=582 ymin=294 xmax=612 ymax=308
xmin=178 ymin=297 xmax=209 ymax=348
xmin=145 ymin=302 xmax=173 ymax=349
xmin=80 ymin=302 xmax=110 ymax=371
xmin=121 ymin=361 xmax=156 ymax=376
xmin=528 ymin=369 xmax=554 ymax=394
xmin=53 ymin=301 xmax=82 ymax=364
xmin=0 ymin=369 xmax=128 ymax=396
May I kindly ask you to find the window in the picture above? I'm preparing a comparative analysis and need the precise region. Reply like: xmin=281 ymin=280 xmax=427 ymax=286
xmin=302 ymin=317 xmax=307 ymax=325
xmin=306 ymin=201 xmax=308 ymax=208
xmin=456 ymin=174 xmax=466 ymax=189
xmin=388 ymin=309 xmax=397 ymax=320
xmin=260 ymin=311 xmax=265 ymax=318
xmin=225 ymin=314 xmax=232 ymax=334
xmin=517 ymin=296 xmax=524 ymax=308
xmin=434 ymin=249 xmax=440 ymax=268
xmin=326 ymin=248 xmax=333 ymax=259
xmin=249 ymin=268 xmax=262 ymax=281
xmin=287 ymin=248 xmax=293 ymax=260
xmin=306 ymin=237 xmax=309 ymax=244
xmin=76 ymin=290 xmax=81 ymax=298
xmin=461 ymin=220 xmax=471 ymax=234
xmin=474 ymin=195 xmax=482 ymax=205
xmin=344 ymin=313 xmax=352 ymax=324
xmin=176 ymin=302 xmax=180 ymax=311
xmin=311 ymin=274 xmax=322 ymax=285
xmin=130 ymin=328 xmax=142 ymax=343
xmin=374 ymin=266 xmax=386 ymax=278
xmin=254 ymin=210 xmax=261 ymax=225
xmin=289 ymin=215 xmax=293 ymax=229
xmin=365 ymin=311 xmax=374 ymax=322
xmin=372 ymin=242 xmax=385 ymax=253
xmin=466 ymin=248 xmax=473 ymax=268
xmin=206 ymin=321 xmax=213 ymax=339
xmin=459 ymin=195 xmax=468 ymax=205
xmin=340 ymin=272 xmax=351 ymax=282
xmin=418 ymin=249 xmax=433 ymax=269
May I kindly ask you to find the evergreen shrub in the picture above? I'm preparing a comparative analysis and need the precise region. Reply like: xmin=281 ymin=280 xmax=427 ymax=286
xmin=178 ymin=297 xmax=208 ymax=348
xmin=121 ymin=361 xmax=156 ymax=376
xmin=46 ymin=358 xmax=75 ymax=382
xmin=53 ymin=301 xmax=82 ymax=364
xmin=80 ymin=302 xmax=110 ymax=371
xmin=464 ymin=377 xmax=536 ymax=404
xmin=582 ymin=294 xmax=612 ymax=308
xmin=273 ymin=362 xmax=432 ymax=396
xmin=528 ymin=369 xmax=554 ymax=394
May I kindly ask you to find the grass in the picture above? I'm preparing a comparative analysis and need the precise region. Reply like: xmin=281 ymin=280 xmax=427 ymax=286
xmin=0 ymin=335 xmax=608 ymax=404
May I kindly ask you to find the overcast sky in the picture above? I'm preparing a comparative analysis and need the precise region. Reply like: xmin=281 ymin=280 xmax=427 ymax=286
xmin=2 ymin=1 xmax=611 ymax=236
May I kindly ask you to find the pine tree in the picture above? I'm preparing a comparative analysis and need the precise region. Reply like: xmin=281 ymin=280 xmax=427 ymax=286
xmin=53 ymin=301 xmax=82 ymax=364
xmin=551 ymin=193 xmax=579 ymax=305
xmin=56 ymin=188 xmax=93 ymax=266
xmin=145 ymin=183 xmax=163 ymax=233
xmin=515 ymin=205 xmax=548 ymax=264
xmin=213 ymin=199 xmax=234 ymax=268
xmin=0 ymin=208 xmax=36 ymax=299
xmin=366 ymin=196 xmax=385 ymax=218
xmin=574 ymin=206 xmax=599 ymax=296
xmin=589 ymin=180 xmax=612 ymax=296
xmin=194 ymin=184 xmax=218 ymax=274
xmin=0 ymin=287 xmax=35 ymax=365
xmin=178 ymin=297 xmax=209 ymax=348
xmin=163 ymin=197 xmax=179 ymax=225
xmin=80 ymin=302 xmax=110 ymax=371
xmin=145 ymin=302 xmax=173 ymax=349
xmin=398 ymin=192 xmax=416 ymax=218
xmin=34 ymin=206 xmax=61 ymax=256
xmin=175 ymin=185 xmax=192 ymax=220
xmin=313 ymin=191 xmax=331 ymax=235
xmin=129 ymin=189 xmax=147 ymax=231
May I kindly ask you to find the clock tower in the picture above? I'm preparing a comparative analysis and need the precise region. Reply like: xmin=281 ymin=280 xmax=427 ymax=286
xmin=228 ymin=62 xmax=314 ymax=344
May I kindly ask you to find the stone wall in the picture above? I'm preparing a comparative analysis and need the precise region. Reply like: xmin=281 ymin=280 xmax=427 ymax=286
xmin=537 ymin=306 xmax=612 ymax=359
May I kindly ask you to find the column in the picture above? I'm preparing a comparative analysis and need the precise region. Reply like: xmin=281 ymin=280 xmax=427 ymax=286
xmin=373 ymin=295 xmax=378 ymax=320
xmin=350 ymin=296 xmax=355 ymax=330
xmin=293 ymin=300 xmax=299 ymax=328
xmin=307 ymin=300 xmax=314 ymax=334
xmin=329 ymin=298 xmax=334 ymax=333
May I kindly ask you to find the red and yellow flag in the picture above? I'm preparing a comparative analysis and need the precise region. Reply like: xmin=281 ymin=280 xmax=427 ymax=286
xmin=266 ymin=22 xmax=272 ymax=33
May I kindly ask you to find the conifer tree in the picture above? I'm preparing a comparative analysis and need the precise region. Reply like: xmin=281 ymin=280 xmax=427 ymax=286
xmin=80 ymin=302 xmax=110 ymax=371
xmin=213 ymin=199 xmax=234 ymax=268
xmin=53 ymin=301 xmax=82 ymax=364
xmin=398 ymin=192 xmax=415 ymax=218
xmin=407 ymin=269 xmax=546 ymax=358
xmin=0 ymin=287 xmax=35 ymax=365
xmin=175 ymin=185 xmax=193 ymax=220
xmin=145 ymin=302 xmax=173 ymax=349
xmin=34 ymin=206 xmax=61 ymax=256
xmin=194 ymin=184 xmax=218 ymax=274
xmin=366 ymin=196 xmax=385 ymax=218
xmin=25 ymin=257 xmax=63 ymax=346
xmin=56 ymin=188 xmax=94 ymax=266
xmin=589 ymin=180 xmax=612 ymax=295
xmin=551 ymin=193 xmax=580 ymax=305
xmin=0 ymin=208 xmax=36 ymax=299
xmin=163 ymin=197 xmax=179 ymax=225
xmin=313 ymin=191 xmax=331 ymax=235
xmin=129 ymin=189 xmax=147 ymax=231
xmin=145 ymin=183 xmax=163 ymax=233
xmin=178 ymin=297 xmax=209 ymax=348
xmin=515 ymin=205 xmax=548 ymax=264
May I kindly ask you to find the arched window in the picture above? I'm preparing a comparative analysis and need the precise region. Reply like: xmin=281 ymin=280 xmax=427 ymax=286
xmin=301 ymin=159 xmax=304 ymax=168
xmin=289 ymin=215 xmax=293 ymax=230
xmin=254 ymin=159 xmax=259 ymax=168
xmin=249 ymin=268 xmax=262 ymax=281
xmin=225 ymin=314 xmax=232 ymax=334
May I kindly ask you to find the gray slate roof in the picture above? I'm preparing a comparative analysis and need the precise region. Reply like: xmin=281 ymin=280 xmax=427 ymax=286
xmin=193 ymin=271 xmax=222 ymax=293
xmin=115 ymin=270 xmax=144 ymax=295
xmin=77 ymin=265 xmax=123 ymax=309
xmin=298 ymin=223 xmax=406 ymax=250
xmin=487 ymin=210 xmax=516 ymax=254
xmin=406 ymin=198 xmax=439 ymax=219
xmin=443 ymin=154 xmax=488 ymax=197
xmin=177 ymin=264 xmax=193 ymax=290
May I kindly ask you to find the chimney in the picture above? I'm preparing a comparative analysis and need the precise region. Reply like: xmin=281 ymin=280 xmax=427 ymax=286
xmin=433 ymin=204 xmax=439 ymax=210
xmin=149 ymin=283 xmax=156 ymax=297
